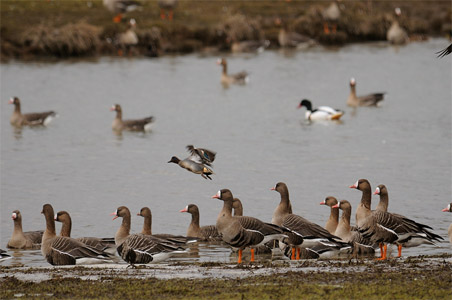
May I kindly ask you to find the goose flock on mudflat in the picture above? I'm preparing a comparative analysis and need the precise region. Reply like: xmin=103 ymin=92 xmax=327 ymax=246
xmin=3 ymin=178 xmax=450 ymax=266
xmin=3 ymin=3 xmax=450 ymax=266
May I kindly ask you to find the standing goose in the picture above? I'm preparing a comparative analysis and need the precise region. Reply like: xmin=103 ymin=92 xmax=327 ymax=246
xmin=217 ymin=58 xmax=249 ymax=86
xmin=320 ymin=196 xmax=339 ymax=234
xmin=298 ymin=99 xmax=344 ymax=121
xmin=112 ymin=206 xmax=186 ymax=265
xmin=110 ymin=104 xmax=154 ymax=132
xmin=373 ymin=184 xmax=443 ymax=255
xmin=137 ymin=207 xmax=194 ymax=244
xmin=442 ymin=203 xmax=452 ymax=244
xmin=349 ymin=179 xmax=435 ymax=260
xmin=54 ymin=211 xmax=116 ymax=254
xmin=168 ymin=145 xmax=215 ymax=180
xmin=212 ymin=189 xmax=288 ymax=263
xmin=180 ymin=204 xmax=222 ymax=241
xmin=7 ymin=210 xmax=43 ymax=250
xmin=347 ymin=78 xmax=385 ymax=107
xmin=386 ymin=8 xmax=409 ymax=45
xmin=332 ymin=200 xmax=376 ymax=256
xmin=275 ymin=18 xmax=314 ymax=48
xmin=322 ymin=0 xmax=341 ymax=34
xmin=41 ymin=204 xmax=112 ymax=265
xmin=271 ymin=182 xmax=346 ymax=259
xmin=9 ymin=97 xmax=56 ymax=127
xmin=103 ymin=0 xmax=141 ymax=23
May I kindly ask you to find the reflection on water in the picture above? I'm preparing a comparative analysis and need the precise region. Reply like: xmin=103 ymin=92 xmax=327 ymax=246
xmin=1 ymin=39 xmax=451 ymax=267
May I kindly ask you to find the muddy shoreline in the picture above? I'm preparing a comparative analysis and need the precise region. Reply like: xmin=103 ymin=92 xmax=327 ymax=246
xmin=1 ymin=254 xmax=451 ymax=299
xmin=1 ymin=1 xmax=451 ymax=61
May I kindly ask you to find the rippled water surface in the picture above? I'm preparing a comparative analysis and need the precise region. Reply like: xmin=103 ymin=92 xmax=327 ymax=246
xmin=1 ymin=39 xmax=451 ymax=267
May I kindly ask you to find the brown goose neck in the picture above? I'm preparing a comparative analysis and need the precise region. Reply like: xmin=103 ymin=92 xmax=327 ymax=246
xmin=376 ymin=191 xmax=389 ymax=212
xmin=329 ymin=207 xmax=339 ymax=222
xmin=141 ymin=214 xmax=152 ymax=235
xmin=191 ymin=209 xmax=200 ymax=227
xmin=14 ymin=102 xmax=21 ymax=114
xmin=45 ymin=212 xmax=56 ymax=236
xmin=59 ymin=216 xmax=72 ymax=237
xmin=221 ymin=198 xmax=233 ymax=216
xmin=116 ymin=109 xmax=122 ymax=120
xmin=222 ymin=63 xmax=227 ymax=75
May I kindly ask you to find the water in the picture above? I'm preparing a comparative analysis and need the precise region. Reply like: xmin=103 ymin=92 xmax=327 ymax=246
xmin=1 ymin=39 xmax=451 ymax=267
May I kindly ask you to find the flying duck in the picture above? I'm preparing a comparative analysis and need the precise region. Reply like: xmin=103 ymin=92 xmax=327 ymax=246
xmin=168 ymin=145 xmax=215 ymax=180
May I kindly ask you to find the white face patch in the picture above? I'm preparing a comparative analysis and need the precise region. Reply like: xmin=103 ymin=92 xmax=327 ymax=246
xmin=216 ymin=190 xmax=221 ymax=198
xmin=354 ymin=179 xmax=359 ymax=188
xmin=350 ymin=78 xmax=356 ymax=85
xmin=12 ymin=213 xmax=17 ymax=219
xmin=375 ymin=187 xmax=380 ymax=195
xmin=54 ymin=214 xmax=58 ymax=220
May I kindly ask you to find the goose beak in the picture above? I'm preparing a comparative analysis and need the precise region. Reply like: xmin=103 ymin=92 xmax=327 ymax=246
xmin=110 ymin=212 xmax=118 ymax=220
xmin=349 ymin=184 xmax=357 ymax=189
xmin=8 ymin=98 xmax=14 ymax=104
xmin=270 ymin=187 xmax=276 ymax=191
xmin=320 ymin=201 xmax=326 ymax=205
xmin=212 ymin=195 xmax=219 ymax=199
xmin=442 ymin=208 xmax=449 ymax=212
xmin=180 ymin=208 xmax=188 ymax=213
xmin=332 ymin=204 xmax=339 ymax=208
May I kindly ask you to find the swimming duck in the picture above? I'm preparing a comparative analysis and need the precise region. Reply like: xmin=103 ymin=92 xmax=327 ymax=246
xmin=298 ymin=99 xmax=344 ymax=121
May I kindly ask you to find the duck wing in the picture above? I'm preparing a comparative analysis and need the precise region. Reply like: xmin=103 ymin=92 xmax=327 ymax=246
xmin=186 ymin=145 xmax=216 ymax=165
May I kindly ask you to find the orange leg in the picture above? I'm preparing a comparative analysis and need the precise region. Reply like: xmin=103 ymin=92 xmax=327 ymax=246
xmin=377 ymin=244 xmax=388 ymax=260
xmin=296 ymin=248 xmax=301 ymax=260
xmin=113 ymin=14 xmax=123 ymax=23
xmin=160 ymin=9 xmax=166 ymax=20
xmin=291 ymin=247 xmax=295 ymax=260
xmin=379 ymin=243 xmax=384 ymax=258
xmin=238 ymin=249 xmax=243 ymax=264
xmin=397 ymin=244 xmax=402 ymax=258
xmin=323 ymin=23 xmax=330 ymax=34
xmin=168 ymin=10 xmax=174 ymax=21
xmin=250 ymin=248 xmax=255 ymax=262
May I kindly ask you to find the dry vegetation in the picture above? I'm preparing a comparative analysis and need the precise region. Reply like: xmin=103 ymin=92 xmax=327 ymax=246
xmin=0 ymin=0 xmax=451 ymax=60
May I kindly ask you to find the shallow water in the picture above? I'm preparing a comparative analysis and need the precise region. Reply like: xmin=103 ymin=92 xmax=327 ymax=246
xmin=1 ymin=39 xmax=451 ymax=267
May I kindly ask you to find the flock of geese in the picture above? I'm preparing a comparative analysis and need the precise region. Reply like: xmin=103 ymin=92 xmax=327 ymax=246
xmin=3 ymin=179 xmax=451 ymax=265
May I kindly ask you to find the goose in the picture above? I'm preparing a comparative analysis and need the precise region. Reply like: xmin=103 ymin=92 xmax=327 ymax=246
xmin=180 ymin=204 xmax=222 ymax=241
xmin=322 ymin=0 xmax=341 ymax=34
xmin=112 ymin=206 xmax=186 ymax=265
xmin=110 ymin=104 xmax=154 ymax=132
xmin=217 ymin=58 xmax=249 ymax=86
xmin=350 ymin=179 xmax=442 ymax=259
xmin=436 ymin=44 xmax=452 ymax=58
xmin=442 ymin=203 xmax=452 ymax=244
xmin=230 ymin=39 xmax=270 ymax=53
xmin=320 ymin=196 xmax=339 ymax=234
xmin=332 ymin=200 xmax=376 ymax=256
xmin=212 ymin=189 xmax=288 ymax=263
xmin=373 ymin=184 xmax=443 ymax=254
xmin=54 ymin=211 xmax=116 ymax=254
xmin=298 ymin=99 xmax=344 ymax=121
xmin=103 ymin=0 xmax=141 ymax=23
xmin=387 ymin=8 xmax=409 ymax=45
xmin=158 ymin=0 xmax=177 ymax=20
xmin=137 ymin=207 xmax=194 ymax=244
xmin=275 ymin=18 xmax=314 ymax=48
xmin=347 ymin=78 xmax=385 ymax=107
xmin=168 ymin=145 xmax=215 ymax=180
xmin=271 ymin=182 xmax=346 ymax=260
xmin=116 ymin=18 xmax=138 ymax=56
xmin=41 ymin=204 xmax=113 ymax=265
xmin=7 ymin=210 xmax=43 ymax=250
xmin=0 ymin=249 xmax=11 ymax=262
xmin=9 ymin=97 xmax=56 ymax=127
